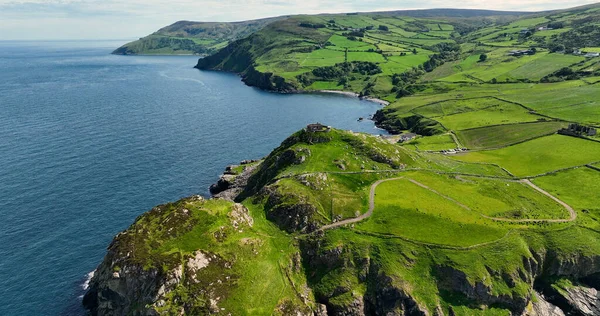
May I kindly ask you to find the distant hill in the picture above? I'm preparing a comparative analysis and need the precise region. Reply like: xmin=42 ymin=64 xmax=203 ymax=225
xmin=113 ymin=8 xmax=537 ymax=56
xmin=112 ymin=17 xmax=284 ymax=55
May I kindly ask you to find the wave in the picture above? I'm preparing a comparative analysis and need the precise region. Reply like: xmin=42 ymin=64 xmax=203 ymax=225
xmin=158 ymin=71 xmax=205 ymax=86
xmin=81 ymin=270 xmax=96 ymax=292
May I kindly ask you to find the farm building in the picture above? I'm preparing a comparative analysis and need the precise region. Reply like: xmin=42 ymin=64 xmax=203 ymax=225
xmin=508 ymin=49 xmax=535 ymax=56
xmin=558 ymin=123 xmax=597 ymax=137
xmin=398 ymin=133 xmax=418 ymax=142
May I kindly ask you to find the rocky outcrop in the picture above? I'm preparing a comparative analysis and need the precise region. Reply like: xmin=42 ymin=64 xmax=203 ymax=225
xmin=435 ymin=264 xmax=530 ymax=312
xmin=372 ymin=109 xmax=443 ymax=136
xmin=262 ymin=184 xmax=321 ymax=233
xmin=241 ymin=146 xmax=312 ymax=198
xmin=558 ymin=286 xmax=600 ymax=315
xmin=366 ymin=272 xmax=428 ymax=316
xmin=300 ymin=238 xmax=428 ymax=316
xmin=210 ymin=160 xmax=259 ymax=200
xmin=522 ymin=292 xmax=565 ymax=316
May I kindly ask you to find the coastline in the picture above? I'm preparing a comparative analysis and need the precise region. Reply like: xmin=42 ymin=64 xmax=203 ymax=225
xmin=193 ymin=65 xmax=396 ymax=134
xmin=314 ymin=89 xmax=391 ymax=106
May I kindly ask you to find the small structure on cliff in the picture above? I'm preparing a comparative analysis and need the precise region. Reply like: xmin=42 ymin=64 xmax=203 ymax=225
xmin=559 ymin=123 xmax=597 ymax=137
xmin=398 ymin=133 xmax=417 ymax=143
xmin=306 ymin=123 xmax=331 ymax=133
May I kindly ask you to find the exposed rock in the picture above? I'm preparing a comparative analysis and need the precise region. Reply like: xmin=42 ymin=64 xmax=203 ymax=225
xmin=262 ymin=185 xmax=322 ymax=233
xmin=435 ymin=264 xmax=529 ymax=312
xmin=211 ymin=160 xmax=260 ymax=200
xmin=522 ymin=292 xmax=565 ymax=316
xmin=229 ymin=203 xmax=253 ymax=229
xmin=314 ymin=304 xmax=329 ymax=316
xmin=297 ymin=173 xmax=328 ymax=190
xmin=209 ymin=174 xmax=235 ymax=194
xmin=186 ymin=251 xmax=210 ymax=283
xmin=557 ymin=285 xmax=600 ymax=315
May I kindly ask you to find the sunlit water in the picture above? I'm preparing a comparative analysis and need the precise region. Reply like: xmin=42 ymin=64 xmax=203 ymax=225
xmin=0 ymin=40 xmax=386 ymax=315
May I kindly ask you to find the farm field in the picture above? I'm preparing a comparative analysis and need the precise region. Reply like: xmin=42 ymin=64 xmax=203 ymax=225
xmin=356 ymin=170 xmax=570 ymax=247
xmin=533 ymin=167 xmax=600 ymax=212
xmin=405 ymin=172 xmax=569 ymax=220
xmin=452 ymin=135 xmax=600 ymax=177
xmin=456 ymin=121 xmax=566 ymax=150
xmin=434 ymin=103 xmax=540 ymax=130
xmin=435 ymin=52 xmax=583 ymax=83
xmin=402 ymin=133 xmax=457 ymax=151
xmin=357 ymin=177 xmax=509 ymax=247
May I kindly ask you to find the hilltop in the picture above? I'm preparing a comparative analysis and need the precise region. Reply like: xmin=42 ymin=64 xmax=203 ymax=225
xmin=112 ymin=17 xmax=283 ymax=55
xmin=113 ymin=8 xmax=531 ymax=56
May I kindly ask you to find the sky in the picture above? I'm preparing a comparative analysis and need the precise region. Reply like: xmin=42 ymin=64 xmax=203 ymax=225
xmin=0 ymin=0 xmax=598 ymax=40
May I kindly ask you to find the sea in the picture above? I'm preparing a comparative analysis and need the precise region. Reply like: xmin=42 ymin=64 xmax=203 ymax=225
xmin=0 ymin=40 xmax=387 ymax=315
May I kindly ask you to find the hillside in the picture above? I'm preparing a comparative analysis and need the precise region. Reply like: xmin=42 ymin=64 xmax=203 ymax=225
xmin=83 ymin=127 xmax=600 ymax=315
xmin=112 ymin=17 xmax=283 ymax=55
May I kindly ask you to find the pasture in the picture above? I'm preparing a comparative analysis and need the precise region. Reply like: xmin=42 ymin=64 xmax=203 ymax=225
xmin=452 ymin=135 xmax=600 ymax=177
xmin=456 ymin=121 xmax=566 ymax=150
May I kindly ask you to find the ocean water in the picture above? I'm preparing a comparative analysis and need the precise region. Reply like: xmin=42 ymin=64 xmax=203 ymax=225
xmin=0 ymin=40 xmax=386 ymax=315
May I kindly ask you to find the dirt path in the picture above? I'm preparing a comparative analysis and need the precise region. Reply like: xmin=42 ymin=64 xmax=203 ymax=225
xmin=314 ymin=175 xmax=576 ymax=234
xmin=316 ymin=177 xmax=403 ymax=232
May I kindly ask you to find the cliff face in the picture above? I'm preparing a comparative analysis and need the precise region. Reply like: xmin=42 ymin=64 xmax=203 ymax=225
xmin=195 ymin=36 xmax=297 ymax=93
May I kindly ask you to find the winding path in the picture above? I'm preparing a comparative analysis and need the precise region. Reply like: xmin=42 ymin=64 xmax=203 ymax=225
xmin=316 ymin=177 xmax=403 ymax=232
xmin=314 ymin=174 xmax=576 ymax=234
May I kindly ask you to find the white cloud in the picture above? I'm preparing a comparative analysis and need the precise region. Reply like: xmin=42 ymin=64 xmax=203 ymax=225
xmin=0 ymin=0 xmax=597 ymax=40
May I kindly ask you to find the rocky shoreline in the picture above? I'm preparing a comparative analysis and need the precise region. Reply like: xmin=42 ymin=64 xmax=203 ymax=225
xmin=313 ymin=90 xmax=390 ymax=106
xmin=209 ymin=159 xmax=260 ymax=201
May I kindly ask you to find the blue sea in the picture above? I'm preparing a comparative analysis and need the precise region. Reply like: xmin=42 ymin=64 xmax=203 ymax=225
xmin=0 ymin=40 xmax=386 ymax=315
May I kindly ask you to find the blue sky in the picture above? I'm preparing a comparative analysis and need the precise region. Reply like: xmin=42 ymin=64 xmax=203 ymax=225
xmin=0 ymin=0 xmax=598 ymax=40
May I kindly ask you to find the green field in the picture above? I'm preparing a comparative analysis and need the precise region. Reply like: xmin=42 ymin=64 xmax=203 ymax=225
xmin=434 ymin=102 xmax=541 ymax=131
xmin=358 ymin=177 xmax=509 ymax=247
xmin=457 ymin=121 xmax=566 ymax=149
xmin=453 ymin=135 xmax=600 ymax=177
xmin=534 ymin=167 xmax=600 ymax=211
xmin=402 ymin=133 xmax=457 ymax=151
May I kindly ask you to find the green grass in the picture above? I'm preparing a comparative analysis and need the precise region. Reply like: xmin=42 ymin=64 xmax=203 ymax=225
xmin=457 ymin=121 xmax=566 ymax=150
xmin=506 ymin=53 xmax=584 ymax=80
xmin=434 ymin=102 xmax=542 ymax=131
xmin=452 ymin=135 xmax=600 ymax=177
xmin=405 ymin=172 xmax=569 ymax=220
xmin=295 ymin=49 xmax=346 ymax=67
xmin=402 ymin=133 xmax=457 ymax=151
xmin=582 ymin=47 xmax=600 ymax=53
xmin=508 ymin=17 xmax=550 ymax=28
xmin=533 ymin=167 xmax=600 ymax=212
xmin=307 ymin=80 xmax=344 ymax=90
xmin=346 ymin=51 xmax=387 ymax=63
xmin=327 ymin=34 xmax=377 ymax=50
xmin=358 ymin=177 xmax=508 ymax=247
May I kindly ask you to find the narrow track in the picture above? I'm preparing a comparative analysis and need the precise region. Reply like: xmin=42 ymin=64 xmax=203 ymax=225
xmin=314 ymin=175 xmax=576 ymax=234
